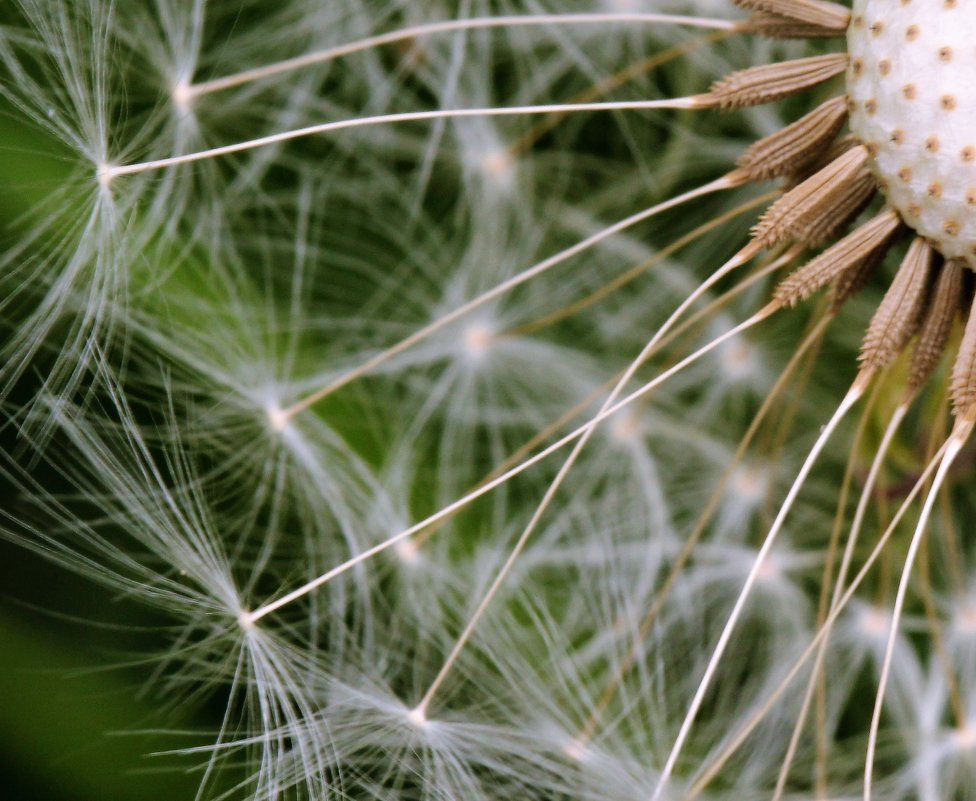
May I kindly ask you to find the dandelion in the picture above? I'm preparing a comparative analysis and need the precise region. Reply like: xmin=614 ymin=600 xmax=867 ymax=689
xmin=7 ymin=1 xmax=976 ymax=800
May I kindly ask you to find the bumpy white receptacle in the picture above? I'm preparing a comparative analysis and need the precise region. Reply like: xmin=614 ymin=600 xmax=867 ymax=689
xmin=847 ymin=0 xmax=976 ymax=267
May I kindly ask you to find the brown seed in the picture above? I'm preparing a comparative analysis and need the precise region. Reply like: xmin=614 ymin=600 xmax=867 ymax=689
xmin=774 ymin=208 xmax=904 ymax=306
xmin=736 ymin=95 xmax=849 ymax=181
xmin=708 ymin=54 xmax=849 ymax=109
xmin=732 ymin=0 xmax=851 ymax=30
xmin=859 ymin=238 xmax=933 ymax=369
xmin=752 ymin=145 xmax=869 ymax=247
xmin=910 ymin=262 xmax=963 ymax=392
xmin=951 ymin=293 xmax=976 ymax=417
xmin=741 ymin=12 xmax=849 ymax=39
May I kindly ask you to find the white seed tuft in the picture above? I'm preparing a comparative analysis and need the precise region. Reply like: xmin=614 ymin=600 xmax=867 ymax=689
xmin=406 ymin=705 xmax=428 ymax=729
xmin=266 ymin=403 xmax=290 ymax=432
xmin=463 ymin=322 xmax=495 ymax=356
xmin=562 ymin=737 xmax=590 ymax=763
xmin=171 ymin=81 xmax=193 ymax=110
xmin=394 ymin=537 xmax=422 ymax=565
xmin=952 ymin=725 xmax=976 ymax=750
xmin=238 ymin=610 xmax=257 ymax=630
xmin=96 ymin=161 xmax=114 ymax=188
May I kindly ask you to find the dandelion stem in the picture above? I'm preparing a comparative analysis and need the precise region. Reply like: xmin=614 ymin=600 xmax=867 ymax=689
xmin=863 ymin=419 xmax=973 ymax=801
xmin=917 ymin=493 xmax=967 ymax=731
xmin=185 ymin=14 xmax=738 ymax=99
xmin=244 ymin=303 xmax=779 ymax=625
xmin=105 ymin=97 xmax=709 ymax=179
xmin=651 ymin=369 xmax=873 ymax=801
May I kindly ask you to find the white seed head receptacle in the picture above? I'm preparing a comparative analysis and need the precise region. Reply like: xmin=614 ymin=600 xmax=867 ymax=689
xmin=848 ymin=0 xmax=976 ymax=267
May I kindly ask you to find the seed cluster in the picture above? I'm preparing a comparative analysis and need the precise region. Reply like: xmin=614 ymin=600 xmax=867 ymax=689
xmin=727 ymin=0 xmax=976 ymax=415
xmin=847 ymin=0 xmax=976 ymax=267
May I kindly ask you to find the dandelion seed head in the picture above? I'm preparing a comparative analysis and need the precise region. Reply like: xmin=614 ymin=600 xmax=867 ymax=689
xmin=394 ymin=536 xmax=422 ymax=566
xmin=171 ymin=80 xmax=194 ymax=111
xmin=730 ymin=462 xmax=767 ymax=504
xmin=953 ymin=598 xmax=976 ymax=634
xmin=452 ymin=110 xmax=518 ymax=199
xmin=609 ymin=407 xmax=643 ymax=443
xmin=562 ymin=736 xmax=590 ymax=763
xmin=859 ymin=605 xmax=893 ymax=638
xmin=848 ymin=0 xmax=976 ymax=266
xmin=463 ymin=321 xmax=496 ymax=357
xmin=266 ymin=403 xmax=290 ymax=433
xmin=479 ymin=147 xmax=516 ymax=189
xmin=16 ymin=1 xmax=976 ymax=798
xmin=95 ymin=161 xmax=114 ymax=189
xmin=406 ymin=704 xmax=429 ymax=729
xmin=952 ymin=724 xmax=976 ymax=750
xmin=956 ymin=605 xmax=976 ymax=636
xmin=755 ymin=551 xmax=782 ymax=583
xmin=718 ymin=338 xmax=760 ymax=382
xmin=238 ymin=609 xmax=257 ymax=631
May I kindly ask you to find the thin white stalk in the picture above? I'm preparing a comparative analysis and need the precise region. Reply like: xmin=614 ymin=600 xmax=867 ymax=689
xmin=243 ymin=303 xmax=777 ymax=625
xmin=102 ymin=97 xmax=705 ymax=179
xmin=864 ymin=424 xmax=971 ymax=800
xmin=185 ymin=14 xmax=737 ymax=99
xmin=280 ymin=172 xmax=743 ymax=420
xmin=772 ymin=399 xmax=910 ymax=800
xmin=411 ymin=242 xmax=790 ymax=718
xmin=688 ymin=437 xmax=952 ymax=799
xmin=840 ymin=402 xmax=911 ymax=604
xmin=651 ymin=372 xmax=872 ymax=801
